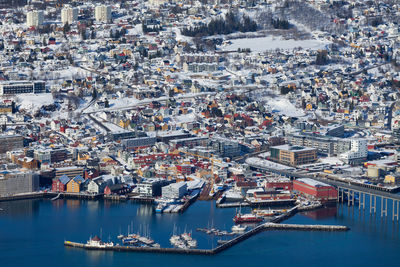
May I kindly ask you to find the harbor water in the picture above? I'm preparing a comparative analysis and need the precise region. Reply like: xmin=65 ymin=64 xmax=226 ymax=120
xmin=0 ymin=198 xmax=399 ymax=267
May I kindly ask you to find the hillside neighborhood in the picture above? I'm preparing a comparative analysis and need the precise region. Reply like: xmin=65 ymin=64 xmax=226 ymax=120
xmin=0 ymin=0 xmax=400 ymax=209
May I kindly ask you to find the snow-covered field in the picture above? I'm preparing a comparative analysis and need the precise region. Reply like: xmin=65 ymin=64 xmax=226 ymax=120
xmin=14 ymin=93 xmax=54 ymax=112
xmin=221 ymin=36 xmax=329 ymax=52
xmin=263 ymin=97 xmax=305 ymax=117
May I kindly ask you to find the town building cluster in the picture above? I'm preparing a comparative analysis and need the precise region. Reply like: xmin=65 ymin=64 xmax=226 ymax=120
xmin=0 ymin=0 xmax=400 ymax=207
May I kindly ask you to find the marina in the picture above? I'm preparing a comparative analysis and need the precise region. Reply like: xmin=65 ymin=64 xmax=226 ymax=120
xmin=64 ymin=222 xmax=349 ymax=255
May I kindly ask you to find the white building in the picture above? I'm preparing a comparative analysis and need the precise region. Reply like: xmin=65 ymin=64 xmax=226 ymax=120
xmin=339 ymin=139 xmax=368 ymax=165
xmin=95 ymin=5 xmax=111 ymax=23
xmin=26 ymin=10 xmax=44 ymax=27
xmin=61 ymin=7 xmax=78 ymax=24
xmin=161 ymin=182 xmax=187 ymax=199
xmin=149 ymin=0 xmax=168 ymax=6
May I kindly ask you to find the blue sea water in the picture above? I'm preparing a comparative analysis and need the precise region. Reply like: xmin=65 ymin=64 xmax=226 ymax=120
xmin=0 ymin=198 xmax=399 ymax=267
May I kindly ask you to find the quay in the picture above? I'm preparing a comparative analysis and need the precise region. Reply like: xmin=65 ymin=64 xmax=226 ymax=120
xmin=216 ymin=199 xmax=295 ymax=208
xmin=263 ymin=223 xmax=349 ymax=231
xmin=104 ymin=195 xmax=128 ymax=201
xmin=0 ymin=192 xmax=45 ymax=202
xmin=216 ymin=202 xmax=250 ymax=208
xmin=129 ymin=196 xmax=155 ymax=204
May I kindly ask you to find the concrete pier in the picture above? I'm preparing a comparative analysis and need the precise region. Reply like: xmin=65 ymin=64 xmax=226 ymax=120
xmin=264 ymin=223 xmax=349 ymax=231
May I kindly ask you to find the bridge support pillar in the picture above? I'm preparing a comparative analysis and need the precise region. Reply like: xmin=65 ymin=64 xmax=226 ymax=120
xmin=381 ymin=198 xmax=387 ymax=217
xmin=393 ymin=200 xmax=399 ymax=221
xmin=341 ymin=189 xmax=344 ymax=203
xmin=347 ymin=190 xmax=350 ymax=206
xmin=370 ymin=194 xmax=376 ymax=214
xmin=359 ymin=192 xmax=365 ymax=210
xmin=363 ymin=193 xmax=366 ymax=210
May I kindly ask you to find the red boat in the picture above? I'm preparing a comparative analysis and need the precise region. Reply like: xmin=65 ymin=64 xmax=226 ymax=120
xmin=233 ymin=212 xmax=263 ymax=224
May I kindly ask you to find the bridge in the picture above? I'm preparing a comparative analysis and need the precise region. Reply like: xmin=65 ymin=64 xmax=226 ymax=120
xmin=246 ymin=160 xmax=400 ymax=221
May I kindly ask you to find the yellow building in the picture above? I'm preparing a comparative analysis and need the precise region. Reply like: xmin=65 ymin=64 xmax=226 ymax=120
xmin=66 ymin=175 xmax=85 ymax=193
xmin=384 ymin=175 xmax=397 ymax=184
xmin=119 ymin=119 xmax=131 ymax=129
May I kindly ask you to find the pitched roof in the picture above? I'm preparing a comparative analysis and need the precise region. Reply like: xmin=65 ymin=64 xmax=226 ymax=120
xmin=59 ymin=175 xmax=70 ymax=185
xmin=73 ymin=175 xmax=85 ymax=183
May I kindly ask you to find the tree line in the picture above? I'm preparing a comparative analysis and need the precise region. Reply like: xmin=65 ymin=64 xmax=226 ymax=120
xmin=182 ymin=11 xmax=257 ymax=37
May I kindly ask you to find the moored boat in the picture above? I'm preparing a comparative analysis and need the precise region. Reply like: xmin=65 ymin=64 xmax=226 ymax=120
xmin=233 ymin=212 xmax=263 ymax=224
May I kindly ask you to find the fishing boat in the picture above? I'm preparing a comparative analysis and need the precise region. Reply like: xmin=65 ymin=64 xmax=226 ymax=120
xmin=233 ymin=207 xmax=263 ymax=224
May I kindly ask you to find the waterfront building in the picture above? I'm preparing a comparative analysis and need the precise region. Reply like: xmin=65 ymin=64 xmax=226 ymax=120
xmin=0 ymin=81 xmax=45 ymax=95
xmin=270 ymin=144 xmax=317 ymax=166
xmin=293 ymin=178 xmax=337 ymax=202
xmin=87 ymin=178 xmax=108 ymax=194
xmin=26 ymin=10 xmax=44 ymax=27
xmin=136 ymin=178 xmax=168 ymax=197
xmin=95 ymin=5 xmax=111 ymax=23
xmin=161 ymin=182 xmax=187 ymax=199
xmin=265 ymin=177 xmax=293 ymax=191
xmin=61 ymin=7 xmax=78 ymax=24
xmin=66 ymin=175 xmax=85 ymax=193
xmin=0 ymin=135 xmax=24 ymax=154
xmin=51 ymin=175 xmax=70 ymax=192
xmin=0 ymin=171 xmax=39 ymax=196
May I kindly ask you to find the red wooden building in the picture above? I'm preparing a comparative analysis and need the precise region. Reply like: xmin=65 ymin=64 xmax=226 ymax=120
xmin=51 ymin=175 xmax=70 ymax=192
xmin=293 ymin=178 xmax=337 ymax=202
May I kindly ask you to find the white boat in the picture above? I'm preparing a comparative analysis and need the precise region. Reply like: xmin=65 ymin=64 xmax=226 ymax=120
xmin=231 ymin=225 xmax=247 ymax=233
xmin=86 ymin=236 xmax=114 ymax=248
xmin=155 ymin=203 xmax=167 ymax=213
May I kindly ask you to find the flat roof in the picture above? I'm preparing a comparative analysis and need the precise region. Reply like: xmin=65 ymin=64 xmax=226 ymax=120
xmin=271 ymin=144 xmax=316 ymax=152
xmin=296 ymin=178 xmax=330 ymax=188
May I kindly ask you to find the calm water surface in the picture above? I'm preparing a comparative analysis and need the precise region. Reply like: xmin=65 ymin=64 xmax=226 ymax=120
xmin=0 ymin=198 xmax=399 ymax=267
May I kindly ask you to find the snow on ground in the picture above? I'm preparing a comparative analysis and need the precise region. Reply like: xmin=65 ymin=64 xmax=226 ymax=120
xmin=263 ymin=97 xmax=305 ymax=117
xmin=173 ymin=113 xmax=196 ymax=124
xmin=319 ymin=157 xmax=344 ymax=165
xmin=174 ymin=27 xmax=193 ymax=43
xmin=246 ymin=157 xmax=296 ymax=171
xmin=102 ymin=122 xmax=130 ymax=133
xmin=127 ymin=24 xmax=143 ymax=35
xmin=13 ymin=93 xmax=54 ymax=112
xmin=220 ymin=36 xmax=329 ymax=52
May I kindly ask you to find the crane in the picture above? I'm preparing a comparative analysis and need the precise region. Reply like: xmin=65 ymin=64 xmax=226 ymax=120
xmin=176 ymin=149 xmax=223 ymax=194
